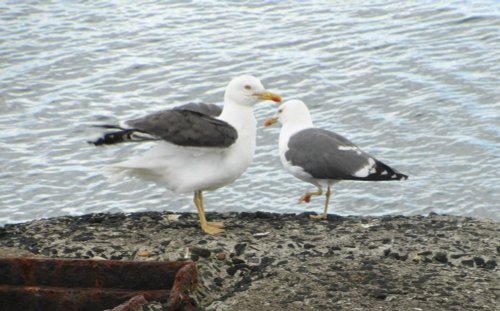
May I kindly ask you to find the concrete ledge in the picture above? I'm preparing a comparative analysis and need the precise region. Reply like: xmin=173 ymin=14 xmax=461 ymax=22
xmin=0 ymin=212 xmax=498 ymax=310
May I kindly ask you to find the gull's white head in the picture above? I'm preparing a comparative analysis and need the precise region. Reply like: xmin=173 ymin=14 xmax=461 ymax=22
xmin=224 ymin=75 xmax=281 ymax=107
xmin=264 ymin=99 xmax=313 ymax=127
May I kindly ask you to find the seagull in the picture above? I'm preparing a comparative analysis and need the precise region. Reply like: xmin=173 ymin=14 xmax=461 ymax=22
xmin=90 ymin=75 xmax=281 ymax=234
xmin=264 ymin=99 xmax=407 ymax=220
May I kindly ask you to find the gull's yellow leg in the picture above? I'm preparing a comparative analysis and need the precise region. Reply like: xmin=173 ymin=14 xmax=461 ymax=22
xmin=299 ymin=188 xmax=323 ymax=203
xmin=199 ymin=191 xmax=224 ymax=229
xmin=310 ymin=185 xmax=331 ymax=220
xmin=194 ymin=191 xmax=224 ymax=234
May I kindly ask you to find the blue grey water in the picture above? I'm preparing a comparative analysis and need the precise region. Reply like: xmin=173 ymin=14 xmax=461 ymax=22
xmin=1 ymin=1 xmax=499 ymax=225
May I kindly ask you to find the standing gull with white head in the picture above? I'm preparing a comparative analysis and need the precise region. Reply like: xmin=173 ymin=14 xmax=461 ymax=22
xmin=265 ymin=100 xmax=407 ymax=219
xmin=91 ymin=75 xmax=281 ymax=234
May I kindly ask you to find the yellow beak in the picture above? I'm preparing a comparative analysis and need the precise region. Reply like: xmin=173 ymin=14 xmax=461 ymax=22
xmin=253 ymin=91 xmax=282 ymax=103
xmin=264 ymin=116 xmax=278 ymax=127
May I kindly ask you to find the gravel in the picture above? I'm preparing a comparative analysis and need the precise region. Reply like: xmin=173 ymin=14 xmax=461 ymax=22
xmin=0 ymin=211 xmax=498 ymax=310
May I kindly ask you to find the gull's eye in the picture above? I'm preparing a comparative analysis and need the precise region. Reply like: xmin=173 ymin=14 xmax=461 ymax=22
xmin=244 ymin=85 xmax=252 ymax=90
xmin=278 ymin=109 xmax=283 ymax=113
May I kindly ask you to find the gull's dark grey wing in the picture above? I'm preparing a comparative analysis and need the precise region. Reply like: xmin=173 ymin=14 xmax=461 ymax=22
xmin=285 ymin=128 xmax=407 ymax=181
xmin=175 ymin=102 xmax=222 ymax=117
xmin=90 ymin=103 xmax=236 ymax=148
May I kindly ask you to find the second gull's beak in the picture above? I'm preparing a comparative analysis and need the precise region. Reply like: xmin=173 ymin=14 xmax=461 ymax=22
xmin=264 ymin=116 xmax=278 ymax=127
xmin=254 ymin=91 xmax=282 ymax=103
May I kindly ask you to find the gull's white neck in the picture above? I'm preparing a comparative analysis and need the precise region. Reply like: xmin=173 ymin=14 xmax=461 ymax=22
xmin=218 ymin=101 xmax=256 ymax=132
xmin=217 ymin=100 xmax=257 ymax=175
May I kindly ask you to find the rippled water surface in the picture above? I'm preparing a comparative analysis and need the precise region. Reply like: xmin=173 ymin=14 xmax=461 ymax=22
xmin=1 ymin=0 xmax=499 ymax=225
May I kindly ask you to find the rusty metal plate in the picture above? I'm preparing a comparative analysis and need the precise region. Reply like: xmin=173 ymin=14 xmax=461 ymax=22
xmin=0 ymin=257 xmax=198 ymax=311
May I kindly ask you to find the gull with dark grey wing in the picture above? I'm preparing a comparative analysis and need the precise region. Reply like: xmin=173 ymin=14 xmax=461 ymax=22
xmin=90 ymin=76 xmax=281 ymax=234
xmin=265 ymin=99 xmax=407 ymax=220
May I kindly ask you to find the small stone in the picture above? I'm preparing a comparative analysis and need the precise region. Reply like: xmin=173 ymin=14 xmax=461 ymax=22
xmin=433 ymin=252 xmax=448 ymax=263
xmin=371 ymin=289 xmax=388 ymax=300
xmin=136 ymin=250 xmax=150 ymax=257
xmin=303 ymin=243 xmax=316 ymax=249
xmin=473 ymin=256 xmax=485 ymax=267
xmin=234 ymin=243 xmax=247 ymax=256
xmin=226 ymin=266 xmax=238 ymax=276
xmin=167 ymin=214 xmax=180 ymax=221
xmin=253 ymin=232 xmax=270 ymax=238
xmin=255 ymin=211 xmax=273 ymax=219
xmin=232 ymin=258 xmax=245 ymax=265
xmin=383 ymin=248 xmax=391 ymax=256
xmin=484 ymin=260 xmax=497 ymax=270
xmin=387 ymin=251 xmax=407 ymax=261
xmin=260 ymin=256 xmax=275 ymax=267
xmin=213 ymin=277 xmax=224 ymax=287
xmin=216 ymin=252 xmax=226 ymax=261
xmin=461 ymin=259 xmax=474 ymax=267
xmin=190 ymin=247 xmax=211 ymax=259
xmin=246 ymin=257 xmax=259 ymax=264
xmin=418 ymin=251 xmax=433 ymax=256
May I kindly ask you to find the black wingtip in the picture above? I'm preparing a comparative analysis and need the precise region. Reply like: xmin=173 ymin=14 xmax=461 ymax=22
xmin=88 ymin=130 xmax=132 ymax=146
xmin=394 ymin=172 xmax=409 ymax=181
xmin=347 ymin=160 xmax=409 ymax=182
xmin=87 ymin=138 xmax=105 ymax=146
xmin=88 ymin=124 xmax=132 ymax=146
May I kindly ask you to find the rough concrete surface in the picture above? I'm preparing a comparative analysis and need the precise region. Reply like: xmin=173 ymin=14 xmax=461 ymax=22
xmin=0 ymin=211 xmax=498 ymax=311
